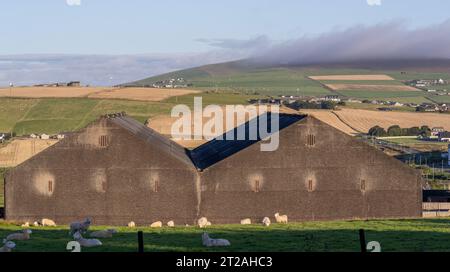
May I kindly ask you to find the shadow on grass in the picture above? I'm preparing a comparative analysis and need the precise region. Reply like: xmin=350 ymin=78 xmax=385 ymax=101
xmin=1 ymin=223 xmax=450 ymax=252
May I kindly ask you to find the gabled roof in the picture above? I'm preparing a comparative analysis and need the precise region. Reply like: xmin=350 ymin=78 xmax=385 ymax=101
xmin=189 ymin=113 xmax=305 ymax=170
xmin=109 ymin=115 xmax=194 ymax=168
xmin=109 ymin=113 xmax=305 ymax=171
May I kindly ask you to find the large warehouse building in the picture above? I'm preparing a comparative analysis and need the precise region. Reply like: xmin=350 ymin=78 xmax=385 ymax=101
xmin=4 ymin=113 xmax=422 ymax=225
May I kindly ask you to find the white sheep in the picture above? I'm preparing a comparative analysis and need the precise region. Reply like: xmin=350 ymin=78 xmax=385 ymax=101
xmin=240 ymin=218 xmax=252 ymax=225
xmin=41 ymin=218 xmax=57 ymax=227
xmin=201 ymin=232 xmax=230 ymax=247
xmin=128 ymin=221 xmax=136 ymax=228
xmin=21 ymin=222 xmax=30 ymax=227
xmin=150 ymin=221 xmax=162 ymax=228
xmin=73 ymin=231 xmax=102 ymax=247
xmin=33 ymin=221 xmax=41 ymax=227
xmin=89 ymin=229 xmax=117 ymax=238
xmin=274 ymin=213 xmax=288 ymax=224
xmin=69 ymin=218 xmax=91 ymax=235
xmin=4 ymin=229 xmax=32 ymax=241
xmin=167 ymin=221 xmax=175 ymax=227
xmin=262 ymin=217 xmax=271 ymax=227
xmin=197 ymin=217 xmax=209 ymax=228
xmin=0 ymin=241 xmax=16 ymax=252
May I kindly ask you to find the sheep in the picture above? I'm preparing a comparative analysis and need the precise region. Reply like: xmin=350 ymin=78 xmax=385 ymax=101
xmin=69 ymin=218 xmax=91 ymax=235
xmin=197 ymin=217 xmax=209 ymax=228
xmin=201 ymin=232 xmax=230 ymax=247
xmin=167 ymin=221 xmax=175 ymax=227
xmin=0 ymin=241 xmax=16 ymax=253
xmin=41 ymin=218 xmax=57 ymax=227
xmin=89 ymin=229 xmax=117 ymax=238
xmin=33 ymin=221 xmax=41 ymax=227
xmin=150 ymin=221 xmax=162 ymax=228
xmin=262 ymin=217 xmax=271 ymax=227
xmin=4 ymin=229 xmax=32 ymax=241
xmin=240 ymin=218 xmax=252 ymax=225
xmin=21 ymin=222 xmax=30 ymax=227
xmin=274 ymin=213 xmax=288 ymax=224
xmin=128 ymin=221 xmax=136 ymax=228
xmin=73 ymin=231 xmax=102 ymax=247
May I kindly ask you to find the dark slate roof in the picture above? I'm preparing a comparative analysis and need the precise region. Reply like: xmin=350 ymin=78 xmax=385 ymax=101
xmin=110 ymin=116 xmax=194 ymax=168
xmin=110 ymin=113 xmax=305 ymax=171
xmin=188 ymin=113 xmax=305 ymax=170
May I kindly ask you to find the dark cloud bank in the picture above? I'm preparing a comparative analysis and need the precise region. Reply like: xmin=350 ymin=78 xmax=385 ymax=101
xmin=1 ymin=21 xmax=450 ymax=86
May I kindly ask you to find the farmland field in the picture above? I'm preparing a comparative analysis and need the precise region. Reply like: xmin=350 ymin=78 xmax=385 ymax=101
xmin=325 ymin=84 xmax=420 ymax=92
xmin=308 ymin=74 xmax=395 ymax=81
xmin=299 ymin=108 xmax=450 ymax=134
xmin=0 ymin=87 xmax=106 ymax=98
xmin=334 ymin=108 xmax=450 ymax=133
xmin=299 ymin=109 xmax=359 ymax=135
xmin=87 ymin=87 xmax=200 ymax=101
xmin=0 ymin=87 xmax=199 ymax=102
xmin=381 ymin=137 xmax=449 ymax=152
xmin=0 ymin=168 xmax=5 ymax=208
xmin=338 ymin=90 xmax=425 ymax=99
xmin=2 ymin=218 xmax=450 ymax=252
xmin=0 ymin=139 xmax=59 ymax=167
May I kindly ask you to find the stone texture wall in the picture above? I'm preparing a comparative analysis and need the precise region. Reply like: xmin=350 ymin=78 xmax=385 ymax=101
xmin=5 ymin=116 xmax=422 ymax=225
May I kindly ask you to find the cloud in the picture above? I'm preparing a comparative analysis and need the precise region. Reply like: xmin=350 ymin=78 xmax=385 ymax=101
xmin=367 ymin=0 xmax=382 ymax=6
xmin=0 ymin=52 xmax=243 ymax=87
xmin=251 ymin=20 xmax=450 ymax=65
xmin=197 ymin=36 xmax=272 ymax=51
xmin=66 ymin=0 xmax=81 ymax=6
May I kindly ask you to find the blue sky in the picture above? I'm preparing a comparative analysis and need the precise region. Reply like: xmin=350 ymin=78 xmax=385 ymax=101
xmin=1 ymin=0 xmax=450 ymax=54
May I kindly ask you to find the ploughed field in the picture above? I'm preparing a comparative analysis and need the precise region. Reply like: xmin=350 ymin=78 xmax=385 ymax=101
xmin=0 ymin=87 xmax=200 ymax=102
xmin=301 ymin=108 xmax=450 ymax=134
xmin=1 ymin=219 xmax=450 ymax=252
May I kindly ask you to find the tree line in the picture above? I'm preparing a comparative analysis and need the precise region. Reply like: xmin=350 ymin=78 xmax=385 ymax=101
xmin=368 ymin=125 xmax=431 ymax=137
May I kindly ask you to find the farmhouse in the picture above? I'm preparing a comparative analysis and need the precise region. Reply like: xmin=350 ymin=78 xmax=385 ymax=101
xmin=4 ymin=113 xmax=422 ymax=225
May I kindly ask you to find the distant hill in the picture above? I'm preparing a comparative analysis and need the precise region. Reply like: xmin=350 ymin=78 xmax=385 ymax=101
xmin=124 ymin=58 xmax=450 ymax=86
xmin=121 ymin=58 xmax=450 ymax=102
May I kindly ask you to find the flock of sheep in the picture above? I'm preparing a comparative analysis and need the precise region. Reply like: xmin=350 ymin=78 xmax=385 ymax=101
xmin=0 ymin=212 xmax=289 ymax=252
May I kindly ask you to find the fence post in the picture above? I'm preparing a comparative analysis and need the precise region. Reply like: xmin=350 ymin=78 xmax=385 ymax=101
xmin=138 ymin=231 xmax=144 ymax=253
xmin=359 ymin=229 xmax=367 ymax=253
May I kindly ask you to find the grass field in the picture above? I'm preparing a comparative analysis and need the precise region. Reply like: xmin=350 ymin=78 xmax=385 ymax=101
xmin=0 ymin=168 xmax=6 ymax=208
xmin=2 ymin=218 xmax=450 ymax=252
xmin=0 ymin=92 xmax=260 ymax=136
xmin=382 ymin=137 xmax=450 ymax=152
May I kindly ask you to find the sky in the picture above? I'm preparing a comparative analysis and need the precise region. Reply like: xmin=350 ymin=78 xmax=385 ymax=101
xmin=1 ymin=0 xmax=450 ymax=55
xmin=0 ymin=0 xmax=449 ymax=86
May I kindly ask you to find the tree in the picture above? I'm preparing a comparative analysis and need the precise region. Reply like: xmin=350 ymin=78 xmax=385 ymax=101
xmin=420 ymin=126 xmax=431 ymax=137
xmin=368 ymin=126 xmax=387 ymax=137
xmin=387 ymin=125 xmax=402 ymax=136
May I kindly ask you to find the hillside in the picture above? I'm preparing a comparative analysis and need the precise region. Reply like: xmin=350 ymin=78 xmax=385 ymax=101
xmin=123 ymin=59 xmax=450 ymax=103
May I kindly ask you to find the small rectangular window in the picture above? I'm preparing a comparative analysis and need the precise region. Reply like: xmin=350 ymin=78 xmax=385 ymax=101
xmin=308 ymin=180 xmax=313 ymax=192
xmin=254 ymin=180 xmax=260 ymax=193
xmin=361 ymin=180 xmax=366 ymax=192
xmin=48 ymin=180 xmax=53 ymax=193
xmin=307 ymin=134 xmax=316 ymax=146
xmin=153 ymin=180 xmax=160 ymax=193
